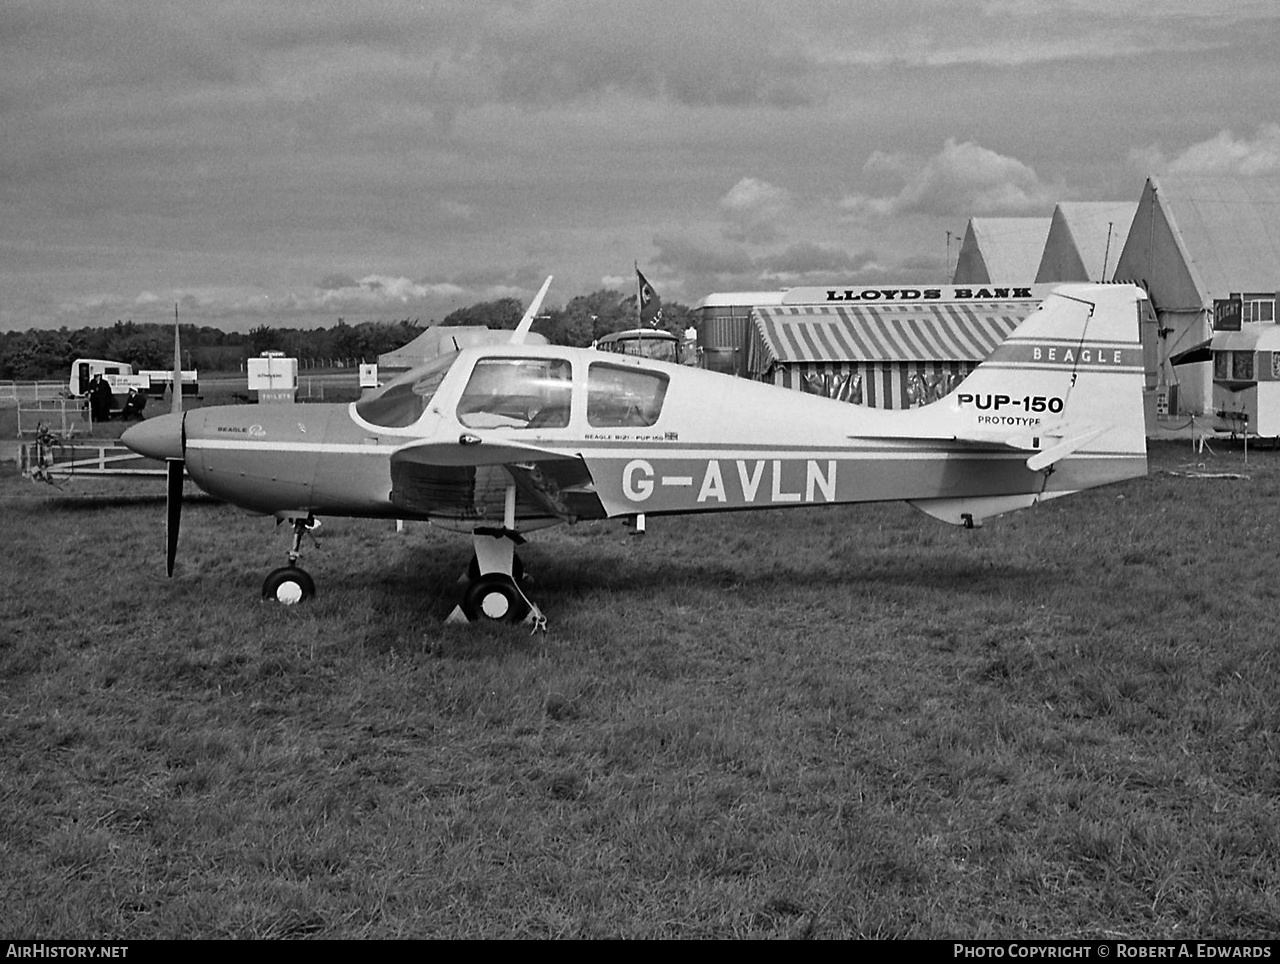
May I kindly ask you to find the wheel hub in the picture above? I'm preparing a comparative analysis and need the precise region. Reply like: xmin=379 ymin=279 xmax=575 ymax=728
xmin=275 ymin=581 xmax=304 ymax=605
xmin=480 ymin=590 xmax=511 ymax=619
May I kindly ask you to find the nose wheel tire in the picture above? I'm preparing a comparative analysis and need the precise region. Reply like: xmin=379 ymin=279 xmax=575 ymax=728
xmin=262 ymin=565 xmax=315 ymax=605
xmin=461 ymin=573 xmax=530 ymax=623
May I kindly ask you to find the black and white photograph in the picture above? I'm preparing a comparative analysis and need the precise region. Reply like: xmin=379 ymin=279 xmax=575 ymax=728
xmin=3 ymin=1 xmax=1279 ymax=943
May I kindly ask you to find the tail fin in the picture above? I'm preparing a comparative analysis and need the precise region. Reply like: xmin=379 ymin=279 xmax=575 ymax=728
xmin=908 ymin=283 xmax=1148 ymax=525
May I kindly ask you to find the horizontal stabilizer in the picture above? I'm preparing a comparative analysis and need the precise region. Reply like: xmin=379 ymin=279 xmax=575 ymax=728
xmin=851 ymin=418 xmax=1073 ymax=451
xmin=1025 ymin=425 xmax=1109 ymax=472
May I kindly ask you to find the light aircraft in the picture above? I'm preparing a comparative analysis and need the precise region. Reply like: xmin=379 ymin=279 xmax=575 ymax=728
xmin=122 ymin=279 xmax=1148 ymax=625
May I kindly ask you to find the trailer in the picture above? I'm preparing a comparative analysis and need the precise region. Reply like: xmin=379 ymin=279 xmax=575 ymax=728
xmin=1211 ymin=326 xmax=1280 ymax=438
xmin=68 ymin=358 xmax=199 ymax=401
xmin=596 ymin=328 xmax=684 ymax=364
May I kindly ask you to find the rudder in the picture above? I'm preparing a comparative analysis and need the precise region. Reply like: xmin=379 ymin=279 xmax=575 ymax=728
xmin=907 ymin=283 xmax=1148 ymax=525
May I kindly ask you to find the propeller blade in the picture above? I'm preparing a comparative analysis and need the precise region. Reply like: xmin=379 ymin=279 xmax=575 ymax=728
xmin=165 ymin=457 xmax=183 ymax=577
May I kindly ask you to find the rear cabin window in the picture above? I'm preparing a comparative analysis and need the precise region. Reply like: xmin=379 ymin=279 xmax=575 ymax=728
xmin=457 ymin=358 xmax=573 ymax=429
xmin=587 ymin=363 xmax=668 ymax=427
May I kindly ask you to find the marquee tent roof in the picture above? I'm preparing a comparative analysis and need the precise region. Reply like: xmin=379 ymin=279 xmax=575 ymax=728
xmin=746 ymin=302 xmax=1030 ymax=375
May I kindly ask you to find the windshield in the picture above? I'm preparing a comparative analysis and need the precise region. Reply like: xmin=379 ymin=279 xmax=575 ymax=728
xmin=355 ymin=351 xmax=459 ymax=428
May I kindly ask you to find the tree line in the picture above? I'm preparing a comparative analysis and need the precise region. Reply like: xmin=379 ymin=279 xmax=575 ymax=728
xmin=0 ymin=289 xmax=694 ymax=380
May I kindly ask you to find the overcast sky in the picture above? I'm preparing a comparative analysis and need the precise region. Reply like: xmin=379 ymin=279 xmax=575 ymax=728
xmin=3 ymin=0 xmax=1279 ymax=332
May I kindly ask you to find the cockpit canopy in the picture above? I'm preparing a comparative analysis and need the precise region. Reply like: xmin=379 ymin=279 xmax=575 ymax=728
xmin=355 ymin=349 xmax=671 ymax=431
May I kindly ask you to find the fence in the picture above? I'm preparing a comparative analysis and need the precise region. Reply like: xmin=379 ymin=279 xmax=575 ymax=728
xmin=22 ymin=436 xmax=167 ymax=481
xmin=0 ymin=381 xmax=66 ymax=407
xmin=15 ymin=397 xmax=93 ymax=437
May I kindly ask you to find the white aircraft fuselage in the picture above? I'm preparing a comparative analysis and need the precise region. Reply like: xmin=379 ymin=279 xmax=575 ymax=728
xmin=122 ymin=282 xmax=1149 ymax=622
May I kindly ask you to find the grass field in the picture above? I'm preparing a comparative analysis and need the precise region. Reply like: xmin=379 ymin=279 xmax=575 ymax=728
xmin=2 ymin=440 xmax=1278 ymax=939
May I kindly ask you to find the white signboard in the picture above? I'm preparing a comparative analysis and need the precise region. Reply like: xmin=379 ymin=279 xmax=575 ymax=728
xmin=105 ymin=374 xmax=151 ymax=392
xmin=247 ymin=356 xmax=298 ymax=391
xmin=359 ymin=363 xmax=379 ymax=388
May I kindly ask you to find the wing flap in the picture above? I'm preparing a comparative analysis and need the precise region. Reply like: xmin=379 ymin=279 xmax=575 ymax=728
xmin=503 ymin=461 xmax=579 ymax=521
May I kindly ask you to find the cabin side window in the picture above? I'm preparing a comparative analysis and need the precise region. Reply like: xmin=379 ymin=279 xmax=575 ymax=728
xmin=587 ymin=363 xmax=668 ymax=428
xmin=457 ymin=358 xmax=573 ymax=430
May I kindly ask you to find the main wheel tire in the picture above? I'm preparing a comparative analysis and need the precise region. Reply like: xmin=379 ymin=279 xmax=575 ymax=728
xmin=262 ymin=565 xmax=315 ymax=605
xmin=461 ymin=573 xmax=530 ymax=623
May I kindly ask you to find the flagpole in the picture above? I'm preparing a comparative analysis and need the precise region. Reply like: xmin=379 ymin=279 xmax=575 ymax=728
xmin=635 ymin=263 xmax=645 ymax=357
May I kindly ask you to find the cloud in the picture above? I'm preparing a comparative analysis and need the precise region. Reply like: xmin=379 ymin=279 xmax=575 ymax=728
xmin=50 ymin=273 xmax=516 ymax=329
xmin=8 ymin=2 xmax=1280 ymax=332
xmin=803 ymin=0 xmax=1275 ymax=69
xmin=317 ymin=273 xmax=359 ymax=291
xmin=1131 ymin=124 xmax=1280 ymax=177
xmin=719 ymin=177 xmax=793 ymax=244
xmin=841 ymin=138 xmax=1062 ymax=218
xmin=484 ymin=1 xmax=817 ymax=109
xmin=303 ymin=274 xmax=467 ymax=311
xmin=653 ymin=234 xmax=894 ymax=292
xmin=652 ymin=234 xmax=758 ymax=278
xmin=757 ymin=241 xmax=877 ymax=278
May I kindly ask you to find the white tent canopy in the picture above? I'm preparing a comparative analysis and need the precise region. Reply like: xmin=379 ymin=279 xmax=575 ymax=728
xmin=1036 ymin=202 xmax=1137 ymax=283
xmin=378 ymin=326 xmax=547 ymax=370
xmin=952 ymin=217 xmax=1051 ymax=285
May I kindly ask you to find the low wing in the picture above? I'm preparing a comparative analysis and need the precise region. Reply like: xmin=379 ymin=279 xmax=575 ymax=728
xmin=388 ymin=436 xmax=600 ymax=521
xmin=392 ymin=434 xmax=572 ymax=468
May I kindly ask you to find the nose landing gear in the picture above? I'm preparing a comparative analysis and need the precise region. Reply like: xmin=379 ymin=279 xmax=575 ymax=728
xmin=262 ymin=515 xmax=320 ymax=605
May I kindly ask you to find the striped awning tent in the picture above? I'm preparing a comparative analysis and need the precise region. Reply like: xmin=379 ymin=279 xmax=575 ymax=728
xmin=747 ymin=302 xmax=1034 ymax=409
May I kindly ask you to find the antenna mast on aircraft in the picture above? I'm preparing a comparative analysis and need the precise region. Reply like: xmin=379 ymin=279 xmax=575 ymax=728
xmin=172 ymin=303 xmax=183 ymax=415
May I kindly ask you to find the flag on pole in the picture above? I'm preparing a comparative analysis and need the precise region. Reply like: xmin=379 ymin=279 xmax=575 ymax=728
xmin=637 ymin=267 xmax=664 ymax=328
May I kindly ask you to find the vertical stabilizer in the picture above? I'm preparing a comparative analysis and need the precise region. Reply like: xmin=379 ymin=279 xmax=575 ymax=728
xmin=907 ymin=283 xmax=1148 ymax=525
xmin=947 ymin=283 xmax=1146 ymax=460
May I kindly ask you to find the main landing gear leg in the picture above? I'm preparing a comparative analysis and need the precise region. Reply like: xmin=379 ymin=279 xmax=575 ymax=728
xmin=262 ymin=515 xmax=318 ymax=605
xmin=447 ymin=487 xmax=545 ymax=629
